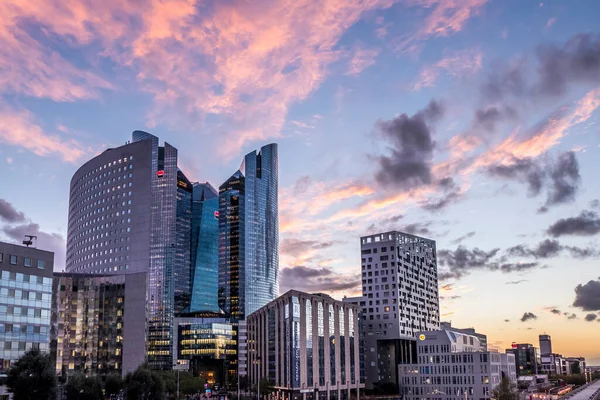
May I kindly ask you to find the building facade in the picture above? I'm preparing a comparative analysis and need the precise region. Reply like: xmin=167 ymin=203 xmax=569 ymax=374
xmin=505 ymin=344 xmax=540 ymax=376
xmin=0 ymin=242 xmax=53 ymax=371
xmin=539 ymin=335 xmax=551 ymax=356
xmin=173 ymin=314 xmax=237 ymax=385
xmin=219 ymin=143 xmax=279 ymax=377
xmin=398 ymin=327 xmax=516 ymax=400
xmin=247 ymin=291 xmax=364 ymax=400
xmin=50 ymin=272 xmax=147 ymax=377
xmin=359 ymin=231 xmax=440 ymax=390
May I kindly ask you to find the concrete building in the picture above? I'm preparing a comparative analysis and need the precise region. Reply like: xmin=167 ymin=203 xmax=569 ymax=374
xmin=50 ymin=272 xmax=147 ymax=377
xmin=539 ymin=335 xmax=552 ymax=356
xmin=398 ymin=326 xmax=516 ymax=400
xmin=0 ymin=241 xmax=54 ymax=398
xmin=505 ymin=344 xmax=540 ymax=376
xmin=440 ymin=322 xmax=487 ymax=350
xmin=247 ymin=290 xmax=364 ymax=400
xmin=359 ymin=231 xmax=440 ymax=390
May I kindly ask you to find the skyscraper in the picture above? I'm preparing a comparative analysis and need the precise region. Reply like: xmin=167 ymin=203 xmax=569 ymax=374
xmin=358 ymin=231 xmax=440 ymax=390
xmin=66 ymin=130 xmax=184 ymax=370
xmin=218 ymin=143 xmax=279 ymax=377
xmin=539 ymin=334 xmax=552 ymax=356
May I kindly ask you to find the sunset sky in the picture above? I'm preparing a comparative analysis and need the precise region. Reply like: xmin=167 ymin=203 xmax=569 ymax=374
xmin=0 ymin=0 xmax=599 ymax=363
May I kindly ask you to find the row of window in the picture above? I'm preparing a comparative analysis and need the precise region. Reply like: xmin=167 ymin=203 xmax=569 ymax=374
xmin=0 ymin=253 xmax=45 ymax=269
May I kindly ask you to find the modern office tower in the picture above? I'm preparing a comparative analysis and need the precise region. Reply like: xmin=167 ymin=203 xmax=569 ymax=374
xmin=174 ymin=171 xmax=193 ymax=314
xmin=247 ymin=290 xmax=364 ymax=400
xmin=0 ymin=241 xmax=53 ymax=381
xmin=398 ymin=326 xmax=517 ymax=399
xmin=189 ymin=183 xmax=220 ymax=313
xmin=359 ymin=231 xmax=440 ymax=390
xmin=539 ymin=334 xmax=552 ymax=356
xmin=440 ymin=322 xmax=488 ymax=350
xmin=173 ymin=313 xmax=237 ymax=385
xmin=342 ymin=296 xmax=366 ymax=387
xmin=505 ymin=343 xmax=540 ymax=376
xmin=219 ymin=143 xmax=279 ymax=377
xmin=50 ymin=272 xmax=147 ymax=376
xmin=66 ymin=130 xmax=184 ymax=370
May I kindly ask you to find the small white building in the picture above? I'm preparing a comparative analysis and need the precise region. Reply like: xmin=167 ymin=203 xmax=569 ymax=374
xmin=398 ymin=326 xmax=517 ymax=399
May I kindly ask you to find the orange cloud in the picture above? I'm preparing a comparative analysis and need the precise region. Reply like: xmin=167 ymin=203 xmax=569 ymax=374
xmin=413 ymin=48 xmax=483 ymax=90
xmin=0 ymin=103 xmax=90 ymax=163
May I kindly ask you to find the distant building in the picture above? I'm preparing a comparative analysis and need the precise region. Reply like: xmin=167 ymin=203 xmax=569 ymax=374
xmin=173 ymin=313 xmax=237 ymax=385
xmin=247 ymin=290 xmax=364 ymax=400
xmin=440 ymin=322 xmax=487 ymax=350
xmin=359 ymin=231 xmax=440 ymax=390
xmin=0 ymin=241 xmax=53 ymax=398
xmin=398 ymin=326 xmax=516 ymax=399
xmin=50 ymin=272 xmax=147 ymax=377
xmin=506 ymin=344 xmax=540 ymax=376
xmin=539 ymin=334 xmax=552 ymax=356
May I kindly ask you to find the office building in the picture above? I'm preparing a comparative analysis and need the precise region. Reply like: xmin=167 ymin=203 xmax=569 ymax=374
xmin=66 ymin=130 xmax=193 ymax=369
xmin=247 ymin=290 xmax=364 ymax=400
xmin=219 ymin=143 xmax=279 ymax=377
xmin=50 ymin=272 xmax=146 ymax=377
xmin=189 ymin=183 xmax=220 ymax=314
xmin=539 ymin=335 xmax=552 ymax=356
xmin=173 ymin=313 xmax=237 ymax=385
xmin=440 ymin=322 xmax=487 ymax=350
xmin=398 ymin=326 xmax=516 ymax=399
xmin=505 ymin=344 xmax=540 ymax=376
xmin=342 ymin=296 xmax=366 ymax=386
xmin=359 ymin=231 xmax=440 ymax=390
xmin=0 ymin=241 xmax=53 ymax=399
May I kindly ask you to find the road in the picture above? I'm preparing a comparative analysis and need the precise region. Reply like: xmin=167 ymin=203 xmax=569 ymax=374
xmin=570 ymin=380 xmax=600 ymax=400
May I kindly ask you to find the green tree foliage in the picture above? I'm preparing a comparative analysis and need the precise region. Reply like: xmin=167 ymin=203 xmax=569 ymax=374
xmin=5 ymin=348 xmax=57 ymax=400
xmin=252 ymin=378 xmax=275 ymax=397
xmin=104 ymin=373 xmax=124 ymax=397
xmin=65 ymin=372 xmax=103 ymax=400
xmin=492 ymin=376 xmax=518 ymax=400
xmin=124 ymin=364 xmax=165 ymax=400
xmin=178 ymin=372 xmax=205 ymax=396
xmin=571 ymin=361 xmax=581 ymax=374
xmin=550 ymin=374 xmax=586 ymax=386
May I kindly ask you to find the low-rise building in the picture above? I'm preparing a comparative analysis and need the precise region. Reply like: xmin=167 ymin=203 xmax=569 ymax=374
xmin=506 ymin=343 xmax=540 ymax=376
xmin=0 ymin=241 xmax=54 ymax=398
xmin=247 ymin=290 xmax=364 ymax=400
xmin=398 ymin=326 xmax=517 ymax=399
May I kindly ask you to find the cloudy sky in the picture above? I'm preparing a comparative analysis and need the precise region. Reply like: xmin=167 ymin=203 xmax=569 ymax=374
xmin=1 ymin=0 xmax=600 ymax=363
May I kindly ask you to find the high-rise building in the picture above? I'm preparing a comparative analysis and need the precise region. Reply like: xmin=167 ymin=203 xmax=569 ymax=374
xmin=398 ymin=326 xmax=516 ymax=399
xmin=247 ymin=290 xmax=364 ymax=400
xmin=189 ymin=183 xmax=220 ymax=314
xmin=66 ymin=130 xmax=187 ymax=369
xmin=539 ymin=334 xmax=552 ymax=356
xmin=174 ymin=170 xmax=193 ymax=314
xmin=219 ymin=143 xmax=279 ymax=377
xmin=505 ymin=343 xmax=540 ymax=376
xmin=50 ymin=272 xmax=147 ymax=376
xmin=0 ymin=241 xmax=53 ymax=384
xmin=359 ymin=231 xmax=440 ymax=390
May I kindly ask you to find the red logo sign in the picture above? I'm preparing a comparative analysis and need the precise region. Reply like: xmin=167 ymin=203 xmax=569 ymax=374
xmin=156 ymin=170 xmax=164 ymax=177
xmin=214 ymin=211 xmax=219 ymax=219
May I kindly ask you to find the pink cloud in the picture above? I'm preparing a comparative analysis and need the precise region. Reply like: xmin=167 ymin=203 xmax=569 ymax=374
xmin=546 ymin=17 xmax=557 ymax=29
xmin=0 ymin=103 xmax=90 ymax=163
xmin=413 ymin=48 xmax=483 ymax=90
xmin=346 ymin=46 xmax=381 ymax=76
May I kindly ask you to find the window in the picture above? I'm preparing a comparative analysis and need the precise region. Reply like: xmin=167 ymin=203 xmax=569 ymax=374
xmin=22 ymin=291 xmax=29 ymax=300
xmin=24 ymin=257 xmax=32 ymax=267
xmin=0 ymin=253 xmax=3 ymax=262
xmin=10 ymin=255 xmax=17 ymax=264
xmin=37 ymin=260 xmax=45 ymax=269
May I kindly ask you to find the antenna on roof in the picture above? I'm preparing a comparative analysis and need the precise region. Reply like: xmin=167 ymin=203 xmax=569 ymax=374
xmin=22 ymin=235 xmax=37 ymax=248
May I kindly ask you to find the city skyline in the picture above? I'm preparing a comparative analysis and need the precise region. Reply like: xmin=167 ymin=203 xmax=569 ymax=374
xmin=0 ymin=0 xmax=599 ymax=366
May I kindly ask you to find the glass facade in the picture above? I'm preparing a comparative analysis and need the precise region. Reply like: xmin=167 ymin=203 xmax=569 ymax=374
xmin=190 ymin=183 xmax=219 ymax=313
xmin=174 ymin=170 xmax=193 ymax=314
xmin=349 ymin=309 xmax=355 ymax=385
xmin=329 ymin=304 xmax=336 ymax=388
xmin=306 ymin=299 xmax=313 ymax=387
xmin=318 ymin=302 xmax=325 ymax=386
xmin=0 ymin=270 xmax=51 ymax=372
xmin=291 ymin=296 xmax=300 ymax=388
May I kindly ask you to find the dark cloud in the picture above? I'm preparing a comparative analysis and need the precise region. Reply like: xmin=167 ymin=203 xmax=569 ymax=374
xmin=573 ymin=279 xmax=600 ymax=311
xmin=2 ymin=223 xmax=65 ymax=270
xmin=374 ymin=100 xmax=443 ymax=190
xmin=565 ymin=313 xmax=578 ymax=320
xmin=584 ymin=313 xmax=597 ymax=322
xmin=547 ymin=210 xmax=600 ymax=237
xmin=440 ymin=295 xmax=461 ymax=300
xmin=550 ymin=308 xmax=561 ymax=315
xmin=536 ymin=33 xmax=600 ymax=97
xmin=520 ymin=312 xmax=538 ymax=322
xmin=421 ymin=187 xmax=462 ymax=212
xmin=473 ymin=106 xmax=517 ymax=133
xmin=504 ymin=319 xmax=510 ymax=323
xmin=438 ymin=246 xmax=500 ymax=279
xmin=482 ymin=58 xmax=527 ymax=102
xmin=279 ymin=265 xmax=360 ymax=294
xmin=450 ymin=231 xmax=476 ymax=245
xmin=506 ymin=280 xmax=527 ymax=285
xmin=0 ymin=199 xmax=26 ymax=223
xmin=547 ymin=151 xmax=580 ymax=205
xmin=499 ymin=262 xmax=539 ymax=273
xmin=537 ymin=206 xmax=549 ymax=214
xmin=591 ymin=199 xmax=600 ymax=209
xmin=506 ymin=239 xmax=598 ymax=259
xmin=486 ymin=157 xmax=544 ymax=196
xmin=401 ymin=222 xmax=432 ymax=236
xmin=280 ymin=238 xmax=334 ymax=258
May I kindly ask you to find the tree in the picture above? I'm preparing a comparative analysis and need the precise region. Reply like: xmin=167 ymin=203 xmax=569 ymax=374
xmin=104 ymin=373 xmax=124 ymax=398
xmin=492 ymin=377 xmax=518 ymax=400
xmin=252 ymin=378 xmax=275 ymax=398
xmin=571 ymin=361 xmax=581 ymax=374
xmin=6 ymin=347 xmax=57 ymax=400
xmin=65 ymin=372 xmax=103 ymax=400
xmin=124 ymin=364 xmax=165 ymax=400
